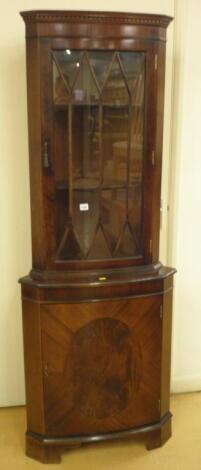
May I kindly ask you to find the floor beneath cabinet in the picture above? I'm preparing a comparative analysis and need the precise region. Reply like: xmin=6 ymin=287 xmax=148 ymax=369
xmin=0 ymin=393 xmax=201 ymax=470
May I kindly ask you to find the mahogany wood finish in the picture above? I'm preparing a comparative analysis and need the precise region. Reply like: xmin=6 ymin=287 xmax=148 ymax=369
xmin=20 ymin=10 xmax=175 ymax=464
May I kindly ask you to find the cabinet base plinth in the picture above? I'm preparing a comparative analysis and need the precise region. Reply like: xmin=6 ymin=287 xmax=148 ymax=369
xmin=26 ymin=435 xmax=82 ymax=464
xmin=26 ymin=435 xmax=62 ymax=463
xmin=26 ymin=413 xmax=171 ymax=464
xmin=145 ymin=416 xmax=171 ymax=450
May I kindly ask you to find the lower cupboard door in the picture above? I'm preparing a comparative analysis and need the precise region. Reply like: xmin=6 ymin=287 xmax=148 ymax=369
xmin=41 ymin=295 xmax=162 ymax=436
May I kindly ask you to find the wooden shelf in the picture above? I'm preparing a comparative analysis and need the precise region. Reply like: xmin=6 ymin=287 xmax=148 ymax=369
xmin=54 ymin=102 xmax=142 ymax=110
xmin=55 ymin=178 xmax=141 ymax=191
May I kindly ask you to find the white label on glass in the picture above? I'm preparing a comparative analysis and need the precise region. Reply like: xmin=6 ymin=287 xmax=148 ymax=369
xmin=79 ymin=203 xmax=89 ymax=211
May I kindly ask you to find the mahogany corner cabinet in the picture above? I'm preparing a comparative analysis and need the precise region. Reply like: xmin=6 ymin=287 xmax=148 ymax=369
xmin=19 ymin=10 xmax=176 ymax=464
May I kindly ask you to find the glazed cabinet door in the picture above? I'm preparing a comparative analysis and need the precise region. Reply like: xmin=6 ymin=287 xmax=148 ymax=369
xmin=41 ymin=294 xmax=162 ymax=436
xmin=39 ymin=42 xmax=158 ymax=270
xmin=52 ymin=50 xmax=145 ymax=263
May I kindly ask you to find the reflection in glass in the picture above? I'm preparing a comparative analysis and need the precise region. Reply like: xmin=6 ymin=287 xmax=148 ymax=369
xmin=72 ymin=54 xmax=100 ymax=105
xmin=102 ymin=106 xmax=129 ymax=186
xmin=53 ymin=50 xmax=83 ymax=104
xmin=72 ymin=105 xmax=100 ymax=188
xmin=119 ymin=52 xmax=145 ymax=105
xmin=88 ymin=51 xmax=114 ymax=89
xmin=72 ymin=190 xmax=99 ymax=257
xmin=88 ymin=224 xmax=111 ymax=259
xmin=101 ymin=189 xmax=127 ymax=254
xmin=101 ymin=55 xmax=130 ymax=106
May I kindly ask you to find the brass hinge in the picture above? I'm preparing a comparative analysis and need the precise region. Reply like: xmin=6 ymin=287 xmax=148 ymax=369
xmin=149 ymin=239 xmax=153 ymax=255
xmin=160 ymin=304 xmax=163 ymax=319
xmin=155 ymin=54 xmax=158 ymax=71
xmin=158 ymin=399 xmax=161 ymax=412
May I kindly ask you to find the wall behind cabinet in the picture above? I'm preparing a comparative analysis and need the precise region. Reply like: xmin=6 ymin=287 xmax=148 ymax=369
xmin=169 ymin=0 xmax=201 ymax=392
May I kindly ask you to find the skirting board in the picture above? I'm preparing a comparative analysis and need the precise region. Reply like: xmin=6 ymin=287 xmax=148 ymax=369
xmin=171 ymin=375 xmax=201 ymax=393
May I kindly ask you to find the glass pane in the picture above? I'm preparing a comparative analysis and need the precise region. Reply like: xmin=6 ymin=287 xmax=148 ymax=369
xmin=72 ymin=190 xmax=99 ymax=256
xmin=53 ymin=50 xmax=83 ymax=105
xmin=72 ymin=53 xmax=100 ymax=105
xmin=53 ymin=62 xmax=69 ymax=105
xmin=53 ymin=110 xmax=68 ymax=185
xmin=130 ymin=106 xmax=144 ymax=184
xmin=52 ymin=50 xmax=145 ymax=261
xmin=128 ymin=184 xmax=142 ymax=250
xmin=58 ymin=226 xmax=83 ymax=260
xmin=115 ymin=222 xmax=137 ymax=257
xmin=101 ymin=55 xmax=130 ymax=106
xmin=88 ymin=225 xmax=111 ymax=259
xmin=101 ymin=189 xmax=127 ymax=254
xmin=88 ymin=51 xmax=114 ymax=89
xmin=102 ymin=106 xmax=129 ymax=186
xmin=72 ymin=105 xmax=100 ymax=187
xmin=119 ymin=52 xmax=145 ymax=105
xmin=54 ymin=189 xmax=68 ymax=256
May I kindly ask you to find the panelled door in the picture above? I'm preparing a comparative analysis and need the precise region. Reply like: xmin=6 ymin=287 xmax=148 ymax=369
xmin=41 ymin=295 xmax=162 ymax=435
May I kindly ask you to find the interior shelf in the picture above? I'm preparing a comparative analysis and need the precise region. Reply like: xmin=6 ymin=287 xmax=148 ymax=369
xmin=53 ymin=102 xmax=142 ymax=110
xmin=55 ymin=178 xmax=141 ymax=191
